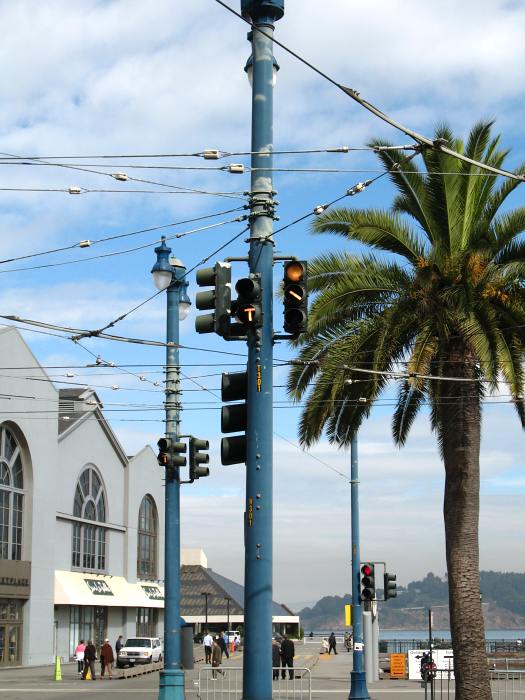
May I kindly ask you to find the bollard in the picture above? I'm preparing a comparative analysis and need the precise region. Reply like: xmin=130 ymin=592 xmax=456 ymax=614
xmin=54 ymin=655 xmax=62 ymax=681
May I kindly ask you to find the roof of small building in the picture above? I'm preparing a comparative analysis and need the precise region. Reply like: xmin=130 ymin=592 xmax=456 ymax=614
xmin=180 ymin=564 xmax=293 ymax=617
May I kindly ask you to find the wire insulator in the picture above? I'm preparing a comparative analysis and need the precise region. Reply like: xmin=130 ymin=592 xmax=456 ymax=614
xmin=113 ymin=172 xmax=129 ymax=181
xmin=68 ymin=186 xmax=81 ymax=195
xmin=79 ymin=240 xmax=92 ymax=248
xmin=203 ymin=150 xmax=220 ymax=160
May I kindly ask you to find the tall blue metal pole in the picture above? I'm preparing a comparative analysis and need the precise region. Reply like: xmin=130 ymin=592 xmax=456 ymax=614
xmin=350 ymin=434 xmax=370 ymax=699
xmin=156 ymin=241 xmax=187 ymax=700
xmin=242 ymin=2 xmax=283 ymax=699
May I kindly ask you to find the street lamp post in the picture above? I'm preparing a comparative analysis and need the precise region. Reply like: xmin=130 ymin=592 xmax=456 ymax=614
xmin=201 ymin=592 xmax=210 ymax=631
xmin=225 ymin=596 xmax=231 ymax=633
xmin=241 ymin=2 xmax=284 ymax=700
xmin=350 ymin=434 xmax=370 ymax=699
xmin=151 ymin=237 xmax=191 ymax=700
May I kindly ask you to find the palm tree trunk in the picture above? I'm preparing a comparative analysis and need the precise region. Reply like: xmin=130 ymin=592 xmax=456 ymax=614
xmin=440 ymin=347 xmax=491 ymax=700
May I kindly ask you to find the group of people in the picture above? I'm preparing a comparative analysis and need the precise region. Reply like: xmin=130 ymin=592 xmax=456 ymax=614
xmin=202 ymin=631 xmax=240 ymax=678
xmin=74 ymin=635 xmax=124 ymax=680
xmin=272 ymin=635 xmax=295 ymax=680
xmin=320 ymin=632 xmax=340 ymax=655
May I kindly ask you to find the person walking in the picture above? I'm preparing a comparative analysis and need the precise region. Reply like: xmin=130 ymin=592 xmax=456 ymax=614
xmin=115 ymin=635 xmax=124 ymax=664
xmin=211 ymin=636 xmax=225 ymax=679
xmin=100 ymin=639 xmax=114 ymax=679
xmin=218 ymin=631 xmax=229 ymax=659
xmin=280 ymin=635 xmax=295 ymax=680
xmin=82 ymin=640 xmax=97 ymax=680
xmin=272 ymin=638 xmax=281 ymax=680
xmin=74 ymin=640 xmax=85 ymax=675
xmin=328 ymin=632 xmax=338 ymax=655
xmin=203 ymin=631 xmax=213 ymax=664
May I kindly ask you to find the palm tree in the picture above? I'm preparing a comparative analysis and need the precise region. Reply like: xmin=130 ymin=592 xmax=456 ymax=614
xmin=288 ymin=121 xmax=525 ymax=699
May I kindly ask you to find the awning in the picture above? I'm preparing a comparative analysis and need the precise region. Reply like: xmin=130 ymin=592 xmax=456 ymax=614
xmin=54 ymin=570 xmax=164 ymax=608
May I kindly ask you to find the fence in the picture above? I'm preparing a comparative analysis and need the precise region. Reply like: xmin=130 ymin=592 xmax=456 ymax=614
xmin=378 ymin=639 xmax=525 ymax=655
xmin=197 ymin=666 xmax=311 ymax=700
xmin=420 ymin=669 xmax=525 ymax=699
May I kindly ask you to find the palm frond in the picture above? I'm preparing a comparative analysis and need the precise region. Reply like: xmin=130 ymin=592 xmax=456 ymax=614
xmin=311 ymin=208 xmax=425 ymax=262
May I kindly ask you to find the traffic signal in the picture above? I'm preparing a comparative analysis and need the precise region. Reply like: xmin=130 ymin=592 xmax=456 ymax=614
xmin=360 ymin=563 xmax=375 ymax=601
xmin=221 ymin=370 xmax=247 ymax=466
xmin=234 ymin=274 xmax=262 ymax=328
xmin=384 ymin=572 xmax=397 ymax=600
xmin=189 ymin=437 xmax=210 ymax=480
xmin=157 ymin=437 xmax=187 ymax=468
xmin=283 ymin=260 xmax=307 ymax=335
xmin=195 ymin=262 xmax=232 ymax=336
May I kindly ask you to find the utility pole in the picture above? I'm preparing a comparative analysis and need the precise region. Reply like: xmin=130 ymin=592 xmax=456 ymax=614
xmin=241 ymin=2 xmax=284 ymax=699
xmin=350 ymin=434 xmax=370 ymax=699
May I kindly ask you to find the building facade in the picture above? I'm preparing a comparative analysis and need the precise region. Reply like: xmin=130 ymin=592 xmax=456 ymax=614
xmin=0 ymin=327 xmax=165 ymax=666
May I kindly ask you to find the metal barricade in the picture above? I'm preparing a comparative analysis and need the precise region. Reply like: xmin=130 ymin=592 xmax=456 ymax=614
xmin=490 ymin=669 xmax=525 ymax=700
xmin=197 ymin=666 xmax=311 ymax=700
xmin=420 ymin=668 xmax=525 ymax=700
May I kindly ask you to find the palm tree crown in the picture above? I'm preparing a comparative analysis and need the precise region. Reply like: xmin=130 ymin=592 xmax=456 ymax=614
xmin=289 ymin=121 xmax=525 ymax=447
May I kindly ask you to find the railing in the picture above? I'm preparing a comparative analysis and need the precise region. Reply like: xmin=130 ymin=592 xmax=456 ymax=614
xmin=490 ymin=670 xmax=525 ymax=700
xmin=378 ymin=639 xmax=525 ymax=655
xmin=197 ymin=666 xmax=311 ymax=700
xmin=420 ymin=669 xmax=525 ymax=699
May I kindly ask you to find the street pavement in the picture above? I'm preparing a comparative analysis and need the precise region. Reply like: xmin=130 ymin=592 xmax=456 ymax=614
xmin=0 ymin=644 xmax=437 ymax=700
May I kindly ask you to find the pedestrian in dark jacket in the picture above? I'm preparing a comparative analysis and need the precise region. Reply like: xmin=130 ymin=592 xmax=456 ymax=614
xmin=115 ymin=635 xmax=124 ymax=655
xmin=217 ymin=632 xmax=229 ymax=659
xmin=211 ymin=637 xmax=225 ymax=679
xmin=272 ymin=638 xmax=281 ymax=680
xmin=82 ymin=640 xmax=97 ymax=680
xmin=280 ymin=636 xmax=295 ymax=680
xmin=100 ymin=639 xmax=114 ymax=679
xmin=328 ymin=632 xmax=338 ymax=655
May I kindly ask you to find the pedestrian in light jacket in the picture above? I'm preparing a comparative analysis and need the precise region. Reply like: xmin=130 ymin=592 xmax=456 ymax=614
xmin=74 ymin=640 xmax=85 ymax=674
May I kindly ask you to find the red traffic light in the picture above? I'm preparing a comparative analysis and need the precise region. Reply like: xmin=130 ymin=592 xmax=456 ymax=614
xmin=361 ymin=564 xmax=373 ymax=577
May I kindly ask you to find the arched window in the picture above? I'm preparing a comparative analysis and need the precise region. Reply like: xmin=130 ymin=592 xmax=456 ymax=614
xmin=137 ymin=495 xmax=158 ymax=580
xmin=0 ymin=425 xmax=24 ymax=560
xmin=72 ymin=466 xmax=106 ymax=571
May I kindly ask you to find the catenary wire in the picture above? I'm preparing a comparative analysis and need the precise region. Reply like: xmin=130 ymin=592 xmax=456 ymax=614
xmin=0 ymin=217 xmax=248 ymax=274
xmin=0 ymin=206 xmax=247 ymax=265
xmin=214 ymin=0 xmax=525 ymax=184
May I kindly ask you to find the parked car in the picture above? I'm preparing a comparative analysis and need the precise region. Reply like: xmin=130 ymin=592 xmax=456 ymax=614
xmin=117 ymin=637 xmax=163 ymax=668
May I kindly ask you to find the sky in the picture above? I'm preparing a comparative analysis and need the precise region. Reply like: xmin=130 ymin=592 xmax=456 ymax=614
xmin=0 ymin=0 xmax=524 ymax=609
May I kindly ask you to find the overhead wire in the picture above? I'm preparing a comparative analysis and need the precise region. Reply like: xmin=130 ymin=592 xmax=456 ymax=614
xmin=0 ymin=206 xmax=247 ymax=265
xmin=0 ymin=216 xmax=248 ymax=274
xmin=214 ymin=0 xmax=525 ymax=184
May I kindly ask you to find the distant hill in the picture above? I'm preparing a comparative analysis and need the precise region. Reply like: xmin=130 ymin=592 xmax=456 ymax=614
xmin=298 ymin=571 xmax=525 ymax=631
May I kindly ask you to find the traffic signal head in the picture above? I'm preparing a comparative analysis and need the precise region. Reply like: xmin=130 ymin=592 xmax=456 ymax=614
xmin=360 ymin=563 xmax=376 ymax=601
xmin=283 ymin=261 xmax=307 ymax=336
xmin=157 ymin=437 xmax=187 ymax=469
xmin=189 ymin=437 xmax=210 ymax=480
xmin=384 ymin=572 xmax=397 ymax=600
xmin=234 ymin=274 xmax=262 ymax=328
xmin=221 ymin=371 xmax=247 ymax=466
xmin=195 ymin=262 xmax=232 ymax=336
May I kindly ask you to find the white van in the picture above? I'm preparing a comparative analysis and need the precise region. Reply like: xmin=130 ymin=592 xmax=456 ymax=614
xmin=117 ymin=637 xmax=163 ymax=668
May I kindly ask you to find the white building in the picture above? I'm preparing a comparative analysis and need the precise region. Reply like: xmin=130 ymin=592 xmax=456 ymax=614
xmin=0 ymin=327 xmax=165 ymax=666
xmin=0 ymin=327 xmax=300 ymax=667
